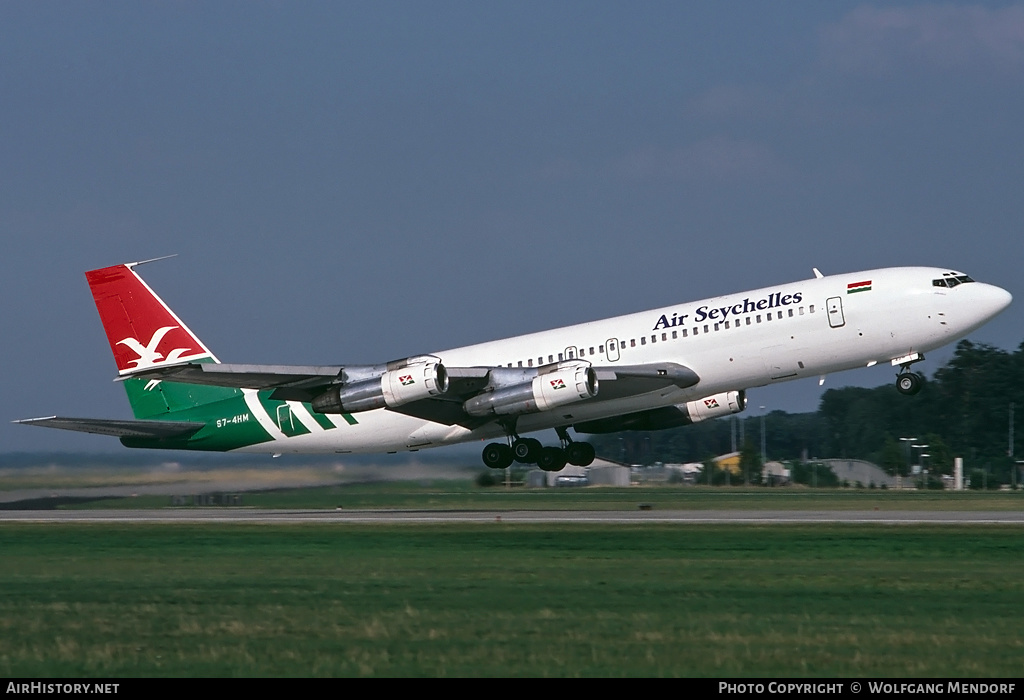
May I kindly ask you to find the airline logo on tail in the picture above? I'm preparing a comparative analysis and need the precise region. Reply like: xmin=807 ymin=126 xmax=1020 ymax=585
xmin=86 ymin=261 xmax=216 ymax=374
xmin=116 ymin=325 xmax=199 ymax=369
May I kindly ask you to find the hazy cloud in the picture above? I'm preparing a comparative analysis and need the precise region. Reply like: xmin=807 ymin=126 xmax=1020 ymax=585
xmin=617 ymin=136 xmax=786 ymax=182
xmin=686 ymin=85 xmax=785 ymax=122
xmin=819 ymin=4 xmax=1024 ymax=73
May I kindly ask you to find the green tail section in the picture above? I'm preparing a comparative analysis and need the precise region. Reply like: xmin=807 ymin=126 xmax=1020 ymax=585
xmin=81 ymin=262 xmax=354 ymax=453
xmin=123 ymin=376 xmax=242 ymax=419
xmin=119 ymin=372 xmax=351 ymax=452
xmin=120 ymin=367 xmax=272 ymax=451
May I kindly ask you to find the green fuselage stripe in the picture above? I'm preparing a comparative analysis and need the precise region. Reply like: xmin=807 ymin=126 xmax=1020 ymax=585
xmin=310 ymin=411 xmax=337 ymax=430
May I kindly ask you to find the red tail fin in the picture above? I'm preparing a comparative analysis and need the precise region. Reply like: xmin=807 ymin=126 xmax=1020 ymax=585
xmin=85 ymin=261 xmax=217 ymax=375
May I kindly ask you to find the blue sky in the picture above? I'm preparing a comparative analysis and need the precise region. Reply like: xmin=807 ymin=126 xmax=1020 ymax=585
xmin=2 ymin=2 xmax=1022 ymax=453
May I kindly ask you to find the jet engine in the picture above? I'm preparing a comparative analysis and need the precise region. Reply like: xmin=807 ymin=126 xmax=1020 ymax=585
xmin=463 ymin=363 xmax=598 ymax=417
xmin=574 ymin=390 xmax=745 ymax=434
xmin=684 ymin=390 xmax=746 ymax=422
xmin=312 ymin=361 xmax=449 ymax=414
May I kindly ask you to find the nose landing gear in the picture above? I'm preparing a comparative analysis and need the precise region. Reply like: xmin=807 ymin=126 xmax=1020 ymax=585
xmin=892 ymin=352 xmax=925 ymax=396
xmin=896 ymin=372 xmax=923 ymax=395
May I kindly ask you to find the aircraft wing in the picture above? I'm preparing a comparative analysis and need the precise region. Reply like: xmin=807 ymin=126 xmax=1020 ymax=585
xmin=13 ymin=416 xmax=205 ymax=439
xmin=125 ymin=363 xmax=345 ymax=400
xmin=128 ymin=360 xmax=700 ymax=427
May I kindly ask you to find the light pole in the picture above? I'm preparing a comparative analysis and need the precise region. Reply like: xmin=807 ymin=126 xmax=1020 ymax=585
xmin=912 ymin=444 xmax=929 ymax=489
xmin=759 ymin=405 xmax=767 ymax=486
xmin=899 ymin=437 xmax=918 ymax=488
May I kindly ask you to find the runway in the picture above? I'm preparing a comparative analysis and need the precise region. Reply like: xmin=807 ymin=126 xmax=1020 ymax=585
xmin=3 ymin=508 xmax=1023 ymax=524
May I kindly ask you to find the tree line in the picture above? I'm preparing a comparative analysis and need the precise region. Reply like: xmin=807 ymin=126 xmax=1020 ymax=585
xmin=591 ymin=340 xmax=1024 ymax=486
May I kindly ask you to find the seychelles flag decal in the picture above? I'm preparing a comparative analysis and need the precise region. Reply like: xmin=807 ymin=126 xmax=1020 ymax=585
xmin=847 ymin=280 xmax=872 ymax=294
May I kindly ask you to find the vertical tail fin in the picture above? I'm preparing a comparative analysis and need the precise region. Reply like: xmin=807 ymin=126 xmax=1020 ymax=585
xmin=86 ymin=260 xmax=238 ymax=419
xmin=86 ymin=260 xmax=217 ymax=374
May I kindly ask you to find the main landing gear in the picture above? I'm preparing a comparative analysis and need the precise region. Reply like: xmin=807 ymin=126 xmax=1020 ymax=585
xmin=481 ymin=425 xmax=596 ymax=472
xmin=894 ymin=352 xmax=925 ymax=396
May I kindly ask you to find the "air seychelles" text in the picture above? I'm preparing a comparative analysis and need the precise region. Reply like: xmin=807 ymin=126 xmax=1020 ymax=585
xmin=653 ymin=291 xmax=803 ymax=330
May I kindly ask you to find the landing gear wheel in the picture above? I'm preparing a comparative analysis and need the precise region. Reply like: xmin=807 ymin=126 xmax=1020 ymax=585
xmin=537 ymin=446 xmax=567 ymax=472
xmin=482 ymin=443 xmax=514 ymax=469
xmin=537 ymin=447 xmax=566 ymax=472
xmin=896 ymin=372 xmax=922 ymax=396
xmin=565 ymin=441 xmax=596 ymax=467
xmin=512 ymin=437 xmax=542 ymax=464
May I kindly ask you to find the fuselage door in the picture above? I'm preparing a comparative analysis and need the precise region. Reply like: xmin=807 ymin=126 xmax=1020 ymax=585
xmin=564 ymin=346 xmax=578 ymax=360
xmin=605 ymin=338 xmax=620 ymax=362
xmin=826 ymin=296 xmax=845 ymax=328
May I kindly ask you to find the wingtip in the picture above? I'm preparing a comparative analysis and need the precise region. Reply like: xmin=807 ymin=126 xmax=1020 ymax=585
xmin=12 ymin=416 xmax=58 ymax=425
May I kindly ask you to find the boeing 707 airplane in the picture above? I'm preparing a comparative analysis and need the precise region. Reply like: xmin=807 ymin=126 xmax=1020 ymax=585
xmin=17 ymin=261 xmax=1012 ymax=470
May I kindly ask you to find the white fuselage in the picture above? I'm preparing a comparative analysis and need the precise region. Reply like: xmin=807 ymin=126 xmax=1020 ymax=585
xmin=237 ymin=267 xmax=1012 ymax=454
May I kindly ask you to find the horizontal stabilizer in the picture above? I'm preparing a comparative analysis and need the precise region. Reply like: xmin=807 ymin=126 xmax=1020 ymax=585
xmin=14 ymin=416 xmax=204 ymax=439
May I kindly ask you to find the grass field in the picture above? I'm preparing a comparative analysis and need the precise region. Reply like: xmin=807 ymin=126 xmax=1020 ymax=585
xmin=70 ymin=480 xmax=1024 ymax=511
xmin=1 ymin=522 xmax=1022 ymax=677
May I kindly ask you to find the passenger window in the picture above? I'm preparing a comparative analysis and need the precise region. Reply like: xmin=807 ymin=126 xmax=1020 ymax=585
xmin=693 ymin=327 xmax=699 ymax=336
xmin=799 ymin=307 xmax=805 ymax=315
xmin=528 ymin=359 xmax=533 ymax=367
xmin=558 ymin=353 xmax=564 ymax=361
xmin=724 ymin=320 xmax=730 ymax=329
xmin=746 ymin=317 xmax=752 ymax=326
xmin=703 ymin=325 xmax=709 ymax=333
xmin=641 ymin=337 xmax=647 ymax=345
xmin=630 ymin=339 xmax=636 ymax=348
xmin=672 ymin=331 xmax=677 ymax=339
xmin=589 ymin=347 xmax=595 ymax=355
xmin=714 ymin=323 xmax=720 ymax=331
xmin=788 ymin=309 xmax=794 ymax=317
xmin=756 ymin=315 xmax=762 ymax=323
xmin=661 ymin=333 xmax=667 ymax=341
xmin=810 ymin=305 xmax=815 ymax=313
xmin=598 ymin=346 xmax=604 ymax=354
xmin=548 ymin=355 xmax=554 ymax=363
xmin=518 ymin=361 xmax=523 ymax=367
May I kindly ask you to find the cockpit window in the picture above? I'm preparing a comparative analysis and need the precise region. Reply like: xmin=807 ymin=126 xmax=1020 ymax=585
xmin=933 ymin=273 xmax=976 ymax=288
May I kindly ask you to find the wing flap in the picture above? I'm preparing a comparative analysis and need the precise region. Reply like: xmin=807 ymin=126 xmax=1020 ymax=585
xmin=14 ymin=416 xmax=205 ymax=439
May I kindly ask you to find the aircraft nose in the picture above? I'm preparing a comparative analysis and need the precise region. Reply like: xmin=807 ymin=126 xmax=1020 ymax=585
xmin=974 ymin=283 xmax=1013 ymax=321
